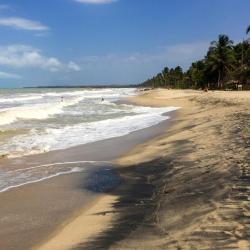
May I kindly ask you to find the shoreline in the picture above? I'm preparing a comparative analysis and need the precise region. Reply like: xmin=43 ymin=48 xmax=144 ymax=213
xmin=34 ymin=89 xmax=193 ymax=250
xmin=34 ymin=101 xmax=181 ymax=250
xmin=0 ymin=110 xmax=175 ymax=173
xmin=38 ymin=89 xmax=249 ymax=250
xmin=0 ymin=95 xmax=177 ymax=250
xmin=1 ymin=89 xmax=249 ymax=250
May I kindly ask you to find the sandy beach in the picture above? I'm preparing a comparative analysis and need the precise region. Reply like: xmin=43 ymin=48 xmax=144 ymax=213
xmin=113 ymin=89 xmax=250 ymax=249
xmin=1 ymin=89 xmax=250 ymax=250
xmin=1 ymin=0 xmax=249 ymax=249
xmin=0 ymin=92 xmax=173 ymax=250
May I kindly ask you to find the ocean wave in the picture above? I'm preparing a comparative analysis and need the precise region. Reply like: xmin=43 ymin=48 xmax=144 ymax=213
xmin=0 ymin=96 xmax=85 ymax=126
xmin=0 ymin=95 xmax=43 ymax=103
xmin=1 ymin=106 xmax=179 ymax=158
xmin=43 ymin=88 xmax=125 ymax=98
xmin=0 ymin=88 xmax=177 ymax=159
xmin=0 ymin=88 xmax=136 ymax=126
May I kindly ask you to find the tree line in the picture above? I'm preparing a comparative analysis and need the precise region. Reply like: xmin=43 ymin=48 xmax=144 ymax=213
xmin=141 ymin=25 xmax=250 ymax=90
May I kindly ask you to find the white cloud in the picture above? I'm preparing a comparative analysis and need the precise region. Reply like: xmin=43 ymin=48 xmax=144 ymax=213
xmin=0 ymin=45 xmax=61 ymax=71
xmin=74 ymin=0 xmax=117 ymax=4
xmin=0 ymin=71 xmax=21 ymax=79
xmin=68 ymin=61 xmax=81 ymax=71
xmin=0 ymin=44 xmax=81 ymax=73
xmin=0 ymin=17 xmax=49 ymax=31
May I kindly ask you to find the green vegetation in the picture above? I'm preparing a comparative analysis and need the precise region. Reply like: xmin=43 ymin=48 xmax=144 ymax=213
xmin=141 ymin=26 xmax=250 ymax=90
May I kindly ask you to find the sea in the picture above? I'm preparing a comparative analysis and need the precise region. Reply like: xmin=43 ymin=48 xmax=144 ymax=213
xmin=0 ymin=88 xmax=178 ymax=192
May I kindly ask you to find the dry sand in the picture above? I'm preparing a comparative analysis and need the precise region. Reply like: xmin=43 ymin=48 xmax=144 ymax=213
xmin=44 ymin=89 xmax=249 ymax=250
xmin=111 ymin=89 xmax=250 ymax=250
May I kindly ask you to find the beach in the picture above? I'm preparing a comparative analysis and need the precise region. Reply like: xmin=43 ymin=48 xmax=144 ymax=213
xmin=1 ymin=0 xmax=249 ymax=249
xmin=113 ymin=89 xmax=250 ymax=249
xmin=0 ymin=89 xmax=250 ymax=249
xmin=0 ymin=116 xmax=172 ymax=250
xmin=0 ymin=88 xmax=175 ymax=250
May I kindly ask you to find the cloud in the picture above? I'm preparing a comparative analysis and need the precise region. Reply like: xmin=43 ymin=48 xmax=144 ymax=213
xmin=0 ymin=17 xmax=49 ymax=31
xmin=0 ymin=44 xmax=81 ymax=72
xmin=68 ymin=61 xmax=81 ymax=71
xmin=0 ymin=45 xmax=61 ymax=71
xmin=0 ymin=71 xmax=21 ymax=79
xmin=74 ymin=0 xmax=117 ymax=4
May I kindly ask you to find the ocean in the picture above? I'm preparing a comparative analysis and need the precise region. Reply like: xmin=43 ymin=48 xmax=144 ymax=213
xmin=0 ymin=88 xmax=178 ymax=192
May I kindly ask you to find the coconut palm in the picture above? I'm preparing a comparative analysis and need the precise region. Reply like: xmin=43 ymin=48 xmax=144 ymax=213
xmin=140 ymin=31 xmax=250 ymax=90
xmin=206 ymin=34 xmax=234 ymax=88
xmin=190 ymin=60 xmax=206 ymax=88
xmin=162 ymin=67 xmax=169 ymax=87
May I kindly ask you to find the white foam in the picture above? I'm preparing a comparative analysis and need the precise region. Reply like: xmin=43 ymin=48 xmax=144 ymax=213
xmin=0 ymin=160 xmax=108 ymax=193
xmin=2 ymin=106 xmax=179 ymax=158
xmin=0 ymin=96 xmax=84 ymax=126
xmin=0 ymin=168 xmax=82 ymax=193
xmin=0 ymin=95 xmax=42 ymax=103
xmin=0 ymin=88 xmax=136 ymax=126
xmin=6 ymin=160 xmax=104 ymax=173
xmin=0 ymin=88 xmax=178 ymax=159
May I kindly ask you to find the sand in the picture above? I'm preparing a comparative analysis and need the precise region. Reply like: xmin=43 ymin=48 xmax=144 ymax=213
xmin=0 ymin=172 xmax=102 ymax=250
xmin=43 ymin=89 xmax=249 ymax=250
xmin=0 ymin=97 xmax=172 ymax=250
xmin=111 ymin=89 xmax=250 ymax=249
xmin=1 ymin=89 xmax=250 ymax=250
xmin=109 ymin=89 xmax=250 ymax=250
xmin=36 ymin=195 xmax=118 ymax=250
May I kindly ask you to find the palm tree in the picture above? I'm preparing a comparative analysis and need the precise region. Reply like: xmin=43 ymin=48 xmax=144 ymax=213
xmin=162 ymin=67 xmax=169 ymax=88
xmin=206 ymin=34 xmax=234 ymax=88
xmin=156 ymin=73 xmax=164 ymax=87
xmin=152 ymin=77 xmax=156 ymax=88
xmin=190 ymin=60 xmax=205 ymax=88
xmin=246 ymin=25 xmax=250 ymax=35
xmin=239 ymin=25 xmax=250 ymax=74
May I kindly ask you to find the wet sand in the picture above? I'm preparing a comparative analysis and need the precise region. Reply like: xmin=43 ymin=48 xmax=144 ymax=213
xmin=0 ymin=106 xmax=175 ymax=250
xmin=0 ymin=173 xmax=98 ymax=250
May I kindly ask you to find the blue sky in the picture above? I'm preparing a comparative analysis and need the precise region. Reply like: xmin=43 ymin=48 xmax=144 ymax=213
xmin=0 ymin=0 xmax=249 ymax=87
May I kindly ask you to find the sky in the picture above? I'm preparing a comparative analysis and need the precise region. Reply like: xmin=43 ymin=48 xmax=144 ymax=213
xmin=0 ymin=0 xmax=249 ymax=87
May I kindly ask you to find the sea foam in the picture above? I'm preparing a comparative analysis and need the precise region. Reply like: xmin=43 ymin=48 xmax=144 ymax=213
xmin=0 ymin=88 xmax=178 ymax=159
xmin=0 ymin=96 xmax=84 ymax=126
